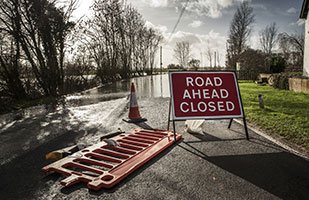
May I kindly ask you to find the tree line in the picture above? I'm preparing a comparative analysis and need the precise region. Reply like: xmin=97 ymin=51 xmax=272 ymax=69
xmin=78 ymin=0 xmax=162 ymax=83
xmin=0 ymin=0 xmax=162 ymax=106
xmin=171 ymin=41 xmax=221 ymax=70
xmin=170 ymin=1 xmax=304 ymax=79
xmin=226 ymin=1 xmax=304 ymax=78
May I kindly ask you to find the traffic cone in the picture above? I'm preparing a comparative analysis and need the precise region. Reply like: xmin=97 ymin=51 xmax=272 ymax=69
xmin=123 ymin=83 xmax=147 ymax=123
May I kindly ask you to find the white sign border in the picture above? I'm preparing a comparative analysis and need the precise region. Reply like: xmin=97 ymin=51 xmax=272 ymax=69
xmin=169 ymin=71 xmax=244 ymax=121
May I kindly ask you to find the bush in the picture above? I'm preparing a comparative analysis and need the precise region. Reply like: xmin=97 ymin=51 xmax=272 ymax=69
xmin=272 ymin=73 xmax=295 ymax=90
xmin=269 ymin=55 xmax=286 ymax=73
xmin=167 ymin=63 xmax=183 ymax=69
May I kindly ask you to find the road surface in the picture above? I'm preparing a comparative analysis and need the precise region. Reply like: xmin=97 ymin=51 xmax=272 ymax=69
xmin=0 ymin=75 xmax=308 ymax=200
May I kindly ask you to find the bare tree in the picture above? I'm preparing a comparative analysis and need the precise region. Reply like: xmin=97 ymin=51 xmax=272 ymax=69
xmin=148 ymin=29 xmax=163 ymax=74
xmin=278 ymin=32 xmax=304 ymax=71
xmin=0 ymin=0 xmax=76 ymax=97
xmin=174 ymin=41 xmax=191 ymax=68
xmin=226 ymin=1 xmax=255 ymax=69
xmin=84 ymin=0 xmax=162 ymax=82
xmin=279 ymin=32 xmax=304 ymax=56
xmin=0 ymin=32 xmax=27 ymax=99
xmin=260 ymin=22 xmax=278 ymax=55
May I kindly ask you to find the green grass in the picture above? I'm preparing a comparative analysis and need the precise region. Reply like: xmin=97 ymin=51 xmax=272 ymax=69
xmin=238 ymin=81 xmax=309 ymax=150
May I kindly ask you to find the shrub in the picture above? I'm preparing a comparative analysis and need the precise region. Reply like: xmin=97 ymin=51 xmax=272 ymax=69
xmin=272 ymin=73 xmax=296 ymax=90
xmin=269 ymin=55 xmax=286 ymax=73
xmin=167 ymin=63 xmax=183 ymax=69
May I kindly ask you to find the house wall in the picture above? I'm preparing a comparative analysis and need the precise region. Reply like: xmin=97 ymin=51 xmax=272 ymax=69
xmin=304 ymin=15 xmax=309 ymax=77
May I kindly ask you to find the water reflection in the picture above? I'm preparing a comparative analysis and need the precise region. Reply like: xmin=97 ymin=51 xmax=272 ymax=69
xmin=66 ymin=74 xmax=170 ymax=107
xmin=0 ymin=74 xmax=171 ymax=138
xmin=0 ymin=74 xmax=170 ymax=125
xmin=133 ymin=74 xmax=170 ymax=99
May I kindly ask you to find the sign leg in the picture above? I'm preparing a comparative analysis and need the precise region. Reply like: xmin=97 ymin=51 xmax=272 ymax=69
xmin=243 ymin=117 xmax=249 ymax=140
xmin=228 ymin=119 xmax=233 ymax=129
xmin=172 ymin=120 xmax=176 ymax=142
xmin=167 ymin=98 xmax=171 ymax=130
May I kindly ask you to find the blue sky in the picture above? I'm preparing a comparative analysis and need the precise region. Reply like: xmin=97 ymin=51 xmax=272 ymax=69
xmin=75 ymin=0 xmax=305 ymax=67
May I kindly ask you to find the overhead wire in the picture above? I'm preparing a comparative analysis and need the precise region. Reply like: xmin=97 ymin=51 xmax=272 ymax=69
xmin=164 ymin=0 xmax=190 ymax=45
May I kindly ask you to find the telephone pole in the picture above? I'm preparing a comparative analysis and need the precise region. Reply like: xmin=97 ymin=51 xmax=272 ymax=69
xmin=160 ymin=46 xmax=162 ymax=74
xmin=214 ymin=51 xmax=217 ymax=67
xmin=200 ymin=52 xmax=203 ymax=68
xmin=217 ymin=52 xmax=220 ymax=67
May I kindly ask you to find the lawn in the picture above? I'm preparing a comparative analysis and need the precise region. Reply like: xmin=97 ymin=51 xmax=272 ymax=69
xmin=238 ymin=81 xmax=309 ymax=150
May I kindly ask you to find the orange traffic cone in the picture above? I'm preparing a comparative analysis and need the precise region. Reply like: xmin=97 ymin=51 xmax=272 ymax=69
xmin=123 ymin=83 xmax=147 ymax=123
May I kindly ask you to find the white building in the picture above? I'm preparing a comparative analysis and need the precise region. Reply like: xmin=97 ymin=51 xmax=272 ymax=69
xmin=300 ymin=0 xmax=309 ymax=77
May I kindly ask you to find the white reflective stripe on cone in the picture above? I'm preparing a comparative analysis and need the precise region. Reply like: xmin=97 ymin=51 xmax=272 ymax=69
xmin=130 ymin=92 xmax=138 ymax=107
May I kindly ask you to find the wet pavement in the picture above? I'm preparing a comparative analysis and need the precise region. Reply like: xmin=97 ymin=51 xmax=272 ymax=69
xmin=0 ymin=74 xmax=309 ymax=200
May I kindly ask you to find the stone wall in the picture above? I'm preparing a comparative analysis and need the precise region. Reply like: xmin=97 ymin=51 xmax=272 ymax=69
xmin=289 ymin=77 xmax=309 ymax=94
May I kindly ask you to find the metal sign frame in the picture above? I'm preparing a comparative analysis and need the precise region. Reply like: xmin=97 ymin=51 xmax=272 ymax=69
xmin=167 ymin=71 xmax=249 ymax=140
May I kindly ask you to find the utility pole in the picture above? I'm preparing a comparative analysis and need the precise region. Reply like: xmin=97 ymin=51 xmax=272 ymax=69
xmin=200 ymin=52 xmax=203 ymax=68
xmin=160 ymin=46 xmax=162 ymax=74
xmin=147 ymin=47 xmax=150 ymax=74
xmin=214 ymin=51 xmax=217 ymax=67
xmin=217 ymin=52 xmax=220 ymax=67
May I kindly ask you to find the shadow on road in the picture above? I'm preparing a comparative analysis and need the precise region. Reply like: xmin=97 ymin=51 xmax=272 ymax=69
xmin=134 ymin=122 xmax=154 ymax=130
xmin=186 ymin=131 xmax=246 ymax=143
xmin=179 ymin=141 xmax=309 ymax=200
xmin=0 ymin=128 xmax=92 ymax=200
xmin=188 ymin=129 xmax=284 ymax=152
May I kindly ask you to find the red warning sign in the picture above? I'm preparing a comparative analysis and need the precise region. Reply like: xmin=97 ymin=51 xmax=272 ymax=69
xmin=169 ymin=71 xmax=244 ymax=120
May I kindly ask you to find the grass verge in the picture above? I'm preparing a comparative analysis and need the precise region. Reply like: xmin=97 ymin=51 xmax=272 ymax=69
xmin=238 ymin=81 xmax=309 ymax=150
xmin=0 ymin=96 xmax=59 ymax=114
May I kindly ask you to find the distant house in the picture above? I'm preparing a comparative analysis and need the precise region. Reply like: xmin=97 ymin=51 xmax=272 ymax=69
xmin=300 ymin=0 xmax=309 ymax=77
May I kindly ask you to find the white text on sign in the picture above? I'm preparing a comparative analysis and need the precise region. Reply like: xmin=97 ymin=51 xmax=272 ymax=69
xmin=180 ymin=76 xmax=235 ymax=113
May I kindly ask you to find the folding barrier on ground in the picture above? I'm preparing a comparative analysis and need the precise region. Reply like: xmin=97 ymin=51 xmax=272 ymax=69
xmin=42 ymin=128 xmax=182 ymax=190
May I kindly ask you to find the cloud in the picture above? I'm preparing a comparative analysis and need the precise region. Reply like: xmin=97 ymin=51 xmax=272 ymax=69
xmin=296 ymin=19 xmax=305 ymax=26
xmin=185 ymin=0 xmax=246 ymax=18
xmin=169 ymin=31 xmax=201 ymax=45
xmin=145 ymin=21 xmax=168 ymax=33
xmin=162 ymin=30 xmax=227 ymax=67
xmin=188 ymin=20 xmax=203 ymax=28
xmin=290 ymin=19 xmax=305 ymax=26
xmin=286 ymin=7 xmax=297 ymax=14
xmin=251 ymin=4 xmax=267 ymax=10
xmin=141 ymin=0 xmax=247 ymax=18
xmin=249 ymin=35 xmax=261 ymax=50
xmin=149 ymin=0 xmax=168 ymax=7
xmin=140 ymin=0 xmax=168 ymax=7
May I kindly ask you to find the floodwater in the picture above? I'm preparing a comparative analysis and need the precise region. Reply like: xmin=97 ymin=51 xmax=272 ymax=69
xmin=64 ymin=74 xmax=170 ymax=129
xmin=0 ymin=74 xmax=171 ymax=165
xmin=66 ymin=74 xmax=170 ymax=107
xmin=0 ymin=74 xmax=170 ymax=132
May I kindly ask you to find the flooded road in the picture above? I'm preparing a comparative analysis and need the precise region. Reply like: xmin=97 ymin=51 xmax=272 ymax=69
xmin=63 ymin=74 xmax=171 ymax=139
xmin=0 ymin=74 xmax=170 ymax=166
xmin=66 ymin=74 xmax=170 ymax=107
xmin=0 ymin=74 xmax=174 ymax=199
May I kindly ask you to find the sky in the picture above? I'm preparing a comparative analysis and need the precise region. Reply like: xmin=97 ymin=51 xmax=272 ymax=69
xmin=74 ymin=0 xmax=305 ymax=68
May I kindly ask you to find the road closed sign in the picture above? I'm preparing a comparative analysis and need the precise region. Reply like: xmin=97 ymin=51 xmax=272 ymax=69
xmin=169 ymin=71 xmax=244 ymax=120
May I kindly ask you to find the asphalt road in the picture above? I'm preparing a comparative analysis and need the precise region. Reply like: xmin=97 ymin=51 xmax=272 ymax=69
xmin=0 ymin=78 xmax=309 ymax=199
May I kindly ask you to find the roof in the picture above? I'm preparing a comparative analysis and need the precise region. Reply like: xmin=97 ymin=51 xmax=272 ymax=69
xmin=300 ymin=0 xmax=309 ymax=19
